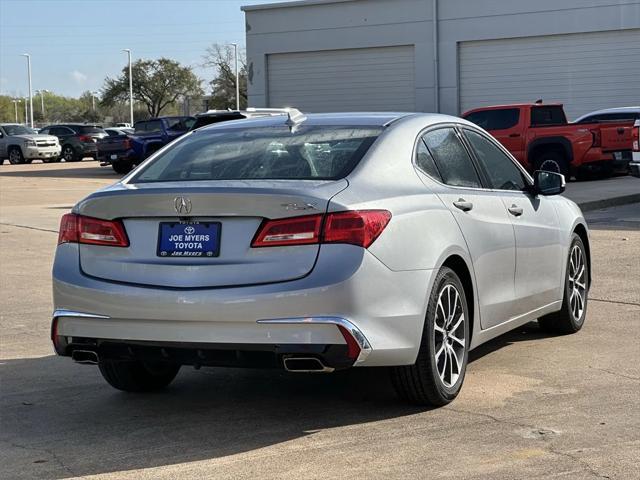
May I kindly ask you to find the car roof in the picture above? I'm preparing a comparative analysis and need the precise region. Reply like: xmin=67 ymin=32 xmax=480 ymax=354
xmin=463 ymin=102 xmax=563 ymax=114
xmin=574 ymin=106 xmax=640 ymax=120
xmin=197 ymin=112 xmax=420 ymax=132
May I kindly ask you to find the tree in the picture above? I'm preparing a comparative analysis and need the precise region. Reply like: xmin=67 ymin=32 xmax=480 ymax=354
xmin=101 ymin=58 xmax=203 ymax=117
xmin=203 ymin=44 xmax=248 ymax=110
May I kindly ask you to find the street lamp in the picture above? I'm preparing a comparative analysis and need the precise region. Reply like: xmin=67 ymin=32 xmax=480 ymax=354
xmin=24 ymin=97 xmax=28 ymax=126
xmin=35 ymin=89 xmax=49 ymax=119
xmin=229 ymin=43 xmax=240 ymax=110
xmin=122 ymin=49 xmax=134 ymax=125
xmin=12 ymin=99 xmax=21 ymax=123
xmin=22 ymin=53 xmax=34 ymax=128
xmin=91 ymin=91 xmax=100 ymax=111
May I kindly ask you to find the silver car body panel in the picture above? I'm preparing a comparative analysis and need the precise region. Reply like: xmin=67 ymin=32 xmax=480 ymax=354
xmin=52 ymin=112 xmax=588 ymax=367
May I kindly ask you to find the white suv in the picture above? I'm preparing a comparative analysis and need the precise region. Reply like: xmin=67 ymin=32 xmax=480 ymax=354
xmin=0 ymin=124 xmax=61 ymax=164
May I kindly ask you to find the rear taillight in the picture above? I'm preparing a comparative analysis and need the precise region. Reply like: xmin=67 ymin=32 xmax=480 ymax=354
xmin=78 ymin=135 xmax=92 ymax=142
xmin=251 ymin=210 xmax=391 ymax=249
xmin=251 ymin=214 xmax=323 ymax=247
xmin=633 ymin=125 xmax=639 ymax=152
xmin=123 ymin=138 xmax=131 ymax=150
xmin=58 ymin=213 xmax=129 ymax=247
xmin=590 ymin=129 xmax=601 ymax=148
xmin=337 ymin=325 xmax=361 ymax=360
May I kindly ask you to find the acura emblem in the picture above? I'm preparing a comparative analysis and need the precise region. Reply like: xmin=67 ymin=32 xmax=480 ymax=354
xmin=174 ymin=196 xmax=192 ymax=215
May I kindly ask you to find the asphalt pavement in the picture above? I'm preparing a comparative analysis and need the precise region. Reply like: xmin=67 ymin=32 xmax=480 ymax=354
xmin=1 ymin=162 xmax=638 ymax=479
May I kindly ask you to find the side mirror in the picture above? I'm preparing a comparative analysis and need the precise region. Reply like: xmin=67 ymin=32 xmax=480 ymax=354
xmin=532 ymin=170 xmax=565 ymax=196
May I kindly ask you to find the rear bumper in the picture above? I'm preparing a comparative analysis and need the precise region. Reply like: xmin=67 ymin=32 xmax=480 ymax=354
xmin=52 ymin=243 xmax=433 ymax=367
xmin=97 ymin=150 xmax=137 ymax=164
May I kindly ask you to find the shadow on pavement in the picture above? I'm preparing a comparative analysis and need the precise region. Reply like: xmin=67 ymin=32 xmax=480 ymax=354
xmin=0 ymin=322 xmax=549 ymax=478
xmin=0 ymin=163 xmax=120 ymax=180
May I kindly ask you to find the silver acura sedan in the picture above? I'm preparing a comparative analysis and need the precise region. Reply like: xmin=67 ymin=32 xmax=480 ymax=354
xmin=52 ymin=111 xmax=590 ymax=406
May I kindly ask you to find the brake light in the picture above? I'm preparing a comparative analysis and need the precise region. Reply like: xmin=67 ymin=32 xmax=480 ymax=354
xmin=633 ymin=125 xmax=639 ymax=152
xmin=123 ymin=138 xmax=131 ymax=150
xmin=58 ymin=213 xmax=129 ymax=247
xmin=78 ymin=135 xmax=92 ymax=142
xmin=590 ymin=129 xmax=601 ymax=148
xmin=324 ymin=210 xmax=392 ymax=248
xmin=337 ymin=325 xmax=361 ymax=360
xmin=251 ymin=210 xmax=391 ymax=249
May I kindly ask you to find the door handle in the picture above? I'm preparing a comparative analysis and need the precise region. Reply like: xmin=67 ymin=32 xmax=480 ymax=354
xmin=508 ymin=204 xmax=523 ymax=217
xmin=508 ymin=133 xmax=521 ymax=138
xmin=453 ymin=199 xmax=473 ymax=212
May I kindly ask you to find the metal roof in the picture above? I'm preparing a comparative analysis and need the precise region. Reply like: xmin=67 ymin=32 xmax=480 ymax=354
xmin=242 ymin=0 xmax=353 ymax=12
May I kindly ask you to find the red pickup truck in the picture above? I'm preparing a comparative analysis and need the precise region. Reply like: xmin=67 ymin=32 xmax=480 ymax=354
xmin=462 ymin=102 xmax=634 ymax=179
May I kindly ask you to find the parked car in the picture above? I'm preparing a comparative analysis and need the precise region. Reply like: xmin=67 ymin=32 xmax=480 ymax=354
xmin=630 ymin=119 xmax=640 ymax=178
xmin=40 ymin=124 xmax=108 ymax=162
xmin=0 ymin=123 xmax=61 ymax=164
xmin=130 ymin=116 xmax=195 ymax=161
xmin=190 ymin=108 xmax=289 ymax=130
xmin=97 ymin=128 xmax=136 ymax=174
xmin=573 ymin=106 xmax=640 ymax=124
xmin=52 ymin=111 xmax=590 ymax=406
xmin=115 ymin=122 xmax=131 ymax=128
xmin=463 ymin=102 xmax=635 ymax=179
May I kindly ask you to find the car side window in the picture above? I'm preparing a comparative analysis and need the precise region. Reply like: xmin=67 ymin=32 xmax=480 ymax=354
xmin=422 ymin=128 xmax=481 ymax=188
xmin=40 ymin=128 xmax=49 ymax=134
xmin=146 ymin=120 xmax=163 ymax=133
xmin=463 ymin=129 xmax=527 ymax=191
xmin=415 ymin=138 xmax=442 ymax=182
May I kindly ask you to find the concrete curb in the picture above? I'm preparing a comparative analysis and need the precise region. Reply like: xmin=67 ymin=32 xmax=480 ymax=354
xmin=577 ymin=193 xmax=640 ymax=212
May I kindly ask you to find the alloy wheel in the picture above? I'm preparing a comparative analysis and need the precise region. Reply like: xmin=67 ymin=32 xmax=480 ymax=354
xmin=568 ymin=244 xmax=587 ymax=321
xmin=540 ymin=159 xmax=561 ymax=173
xmin=63 ymin=147 xmax=74 ymax=162
xmin=434 ymin=284 xmax=466 ymax=388
xmin=9 ymin=149 xmax=22 ymax=164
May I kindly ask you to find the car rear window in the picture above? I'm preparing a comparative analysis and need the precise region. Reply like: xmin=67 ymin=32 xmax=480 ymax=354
xmin=463 ymin=109 xmax=519 ymax=130
xmin=166 ymin=117 xmax=195 ymax=131
xmin=131 ymin=125 xmax=382 ymax=182
xmin=76 ymin=126 xmax=105 ymax=134
xmin=531 ymin=106 xmax=567 ymax=126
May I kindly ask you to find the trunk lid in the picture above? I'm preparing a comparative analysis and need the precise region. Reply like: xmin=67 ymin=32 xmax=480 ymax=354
xmin=76 ymin=179 xmax=347 ymax=288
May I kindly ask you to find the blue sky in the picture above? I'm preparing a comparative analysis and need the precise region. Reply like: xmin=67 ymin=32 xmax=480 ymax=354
xmin=0 ymin=0 xmax=275 ymax=98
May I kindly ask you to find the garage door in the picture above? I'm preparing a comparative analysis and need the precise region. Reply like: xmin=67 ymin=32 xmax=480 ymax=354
xmin=459 ymin=29 xmax=640 ymax=120
xmin=267 ymin=46 xmax=415 ymax=112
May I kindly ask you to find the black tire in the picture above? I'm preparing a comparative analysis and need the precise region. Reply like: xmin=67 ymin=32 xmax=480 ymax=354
xmin=8 ymin=146 xmax=25 ymax=164
xmin=112 ymin=161 xmax=134 ymax=174
xmin=62 ymin=145 xmax=79 ymax=162
xmin=391 ymin=267 xmax=470 ymax=406
xmin=539 ymin=233 xmax=589 ymax=334
xmin=534 ymin=151 xmax=569 ymax=179
xmin=99 ymin=359 xmax=180 ymax=392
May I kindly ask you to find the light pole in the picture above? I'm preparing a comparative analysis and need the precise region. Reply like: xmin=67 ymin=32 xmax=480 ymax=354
xmin=35 ymin=89 xmax=49 ymax=119
xmin=22 ymin=53 xmax=34 ymax=128
xmin=12 ymin=99 xmax=21 ymax=123
xmin=230 ymin=43 xmax=240 ymax=110
xmin=91 ymin=91 xmax=99 ymax=111
xmin=24 ymin=97 xmax=28 ymax=126
xmin=123 ymin=49 xmax=134 ymax=125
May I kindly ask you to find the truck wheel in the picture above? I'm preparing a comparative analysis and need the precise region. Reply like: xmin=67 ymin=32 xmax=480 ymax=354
xmin=8 ymin=147 xmax=25 ymax=164
xmin=99 ymin=359 xmax=180 ymax=392
xmin=62 ymin=145 xmax=79 ymax=162
xmin=112 ymin=161 xmax=134 ymax=174
xmin=535 ymin=152 xmax=569 ymax=179
xmin=539 ymin=234 xmax=589 ymax=334
xmin=391 ymin=267 xmax=469 ymax=406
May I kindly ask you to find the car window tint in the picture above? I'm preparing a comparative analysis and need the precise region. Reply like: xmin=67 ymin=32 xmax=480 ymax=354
xmin=145 ymin=120 xmax=162 ymax=133
xmin=463 ymin=129 xmax=526 ymax=191
xmin=531 ymin=106 xmax=566 ymax=126
xmin=132 ymin=126 xmax=382 ymax=182
xmin=415 ymin=138 xmax=442 ymax=182
xmin=464 ymin=108 xmax=520 ymax=130
xmin=422 ymin=128 xmax=481 ymax=188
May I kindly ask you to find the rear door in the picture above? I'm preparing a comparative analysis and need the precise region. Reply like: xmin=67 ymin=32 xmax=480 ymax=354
xmin=460 ymin=127 xmax=563 ymax=316
xmin=420 ymin=126 xmax=517 ymax=329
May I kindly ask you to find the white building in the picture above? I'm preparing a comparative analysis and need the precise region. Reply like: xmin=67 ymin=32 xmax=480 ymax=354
xmin=242 ymin=0 xmax=640 ymax=119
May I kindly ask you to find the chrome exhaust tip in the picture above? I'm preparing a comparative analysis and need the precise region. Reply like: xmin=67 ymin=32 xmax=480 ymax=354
xmin=283 ymin=356 xmax=334 ymax=373
xmin=71 ymin=350 xmax=99 ymax=365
